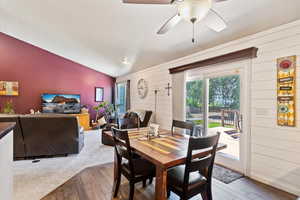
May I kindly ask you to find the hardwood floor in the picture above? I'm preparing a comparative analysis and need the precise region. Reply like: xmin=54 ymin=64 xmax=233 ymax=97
xmin=42 ymin=163 xmax=297 ymax=200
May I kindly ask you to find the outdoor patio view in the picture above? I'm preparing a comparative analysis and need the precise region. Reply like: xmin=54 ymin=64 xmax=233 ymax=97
xmin=186 ymin=74 xmax=241 ymax=160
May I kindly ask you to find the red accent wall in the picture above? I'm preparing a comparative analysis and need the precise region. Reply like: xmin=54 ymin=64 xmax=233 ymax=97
xmin=0 ymin=33 xmax=115 ymax=120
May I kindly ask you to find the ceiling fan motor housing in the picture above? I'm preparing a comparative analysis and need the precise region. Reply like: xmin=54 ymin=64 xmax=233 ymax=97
xmin=177 ymin=0 xmax=212 ymax=22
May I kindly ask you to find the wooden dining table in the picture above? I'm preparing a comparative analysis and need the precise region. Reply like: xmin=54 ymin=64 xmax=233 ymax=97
xmin=105 ymin=128 xmax=227 ymax=200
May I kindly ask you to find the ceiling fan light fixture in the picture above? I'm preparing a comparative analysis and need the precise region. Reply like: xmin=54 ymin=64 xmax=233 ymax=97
xmin=177 ymin=0 xmax=212 ymax=22
xmin=122 ymin=57 xmax=130 ymax=65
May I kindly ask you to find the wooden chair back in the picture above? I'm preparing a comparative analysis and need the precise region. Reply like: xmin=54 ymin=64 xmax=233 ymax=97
xmin=111 ymin=128 xmax=135 ymax=175
xmin=183 ymin=132 xmax=221 ymax=191
xmin=171 ymin=120 xmax=194 ymax=136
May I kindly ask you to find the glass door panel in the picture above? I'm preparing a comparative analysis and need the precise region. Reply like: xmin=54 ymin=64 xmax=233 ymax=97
xmin=207 ymin=74 xmax=241 ymax=160
xmin=186 ymin=79 xmax=204 ymax=136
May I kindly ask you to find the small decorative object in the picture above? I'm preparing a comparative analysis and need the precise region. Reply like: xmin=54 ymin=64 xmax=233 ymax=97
xmin=0 ymin=81 xmax=19 ymax=96
xmin=97 ymin=117 xmax=107 ymax=126
xmin=2 ymin=100 xmax=15 ymax=114
xmin=30 ymin=109 xmax=35 ymax=114
xmin=81 ymin=105 xmax=89 ymax=114
xmin=81 ymin=108 xmax=89 ymax=114
xmin=164 ymin=83 xmax=172 ymax=96
xmin=95 ymin=87 xmax=104 ymax=102
xmin=277 ymin=55 xmax=296 ymax=127
xmin=137 ymin=79 xmax=148 ymax=99
xmin=149 ymin=123 xmax=160 ymax=137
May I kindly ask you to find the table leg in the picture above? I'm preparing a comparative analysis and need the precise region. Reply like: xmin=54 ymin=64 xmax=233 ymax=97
xmin=155 ymin=166 xmax=167 ymax=200
xmin=111 ymin=150 xmax=120 ymax=199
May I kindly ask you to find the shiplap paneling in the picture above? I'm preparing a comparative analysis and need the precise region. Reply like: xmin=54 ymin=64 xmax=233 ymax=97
xmin=117 ymin=19 xmax=300 ymax=196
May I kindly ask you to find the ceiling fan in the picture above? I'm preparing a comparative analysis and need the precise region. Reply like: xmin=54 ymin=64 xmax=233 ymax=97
xmin=123 ymin=0 xmax=228 ymax=42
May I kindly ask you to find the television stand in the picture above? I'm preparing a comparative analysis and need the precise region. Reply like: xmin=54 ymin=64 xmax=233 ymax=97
xmin=69 ymin=113 xmax=91 ymax=131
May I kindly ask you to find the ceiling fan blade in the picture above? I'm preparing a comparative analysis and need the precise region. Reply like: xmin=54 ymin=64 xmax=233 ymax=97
xmin=123 ymin=0 xmax=173 ymax=4
xmin=213 ymin=0 xmax=229 ymax=2
xmin=204 ymin=9 xmax=227 ymax=32
xmin=157 ymin=13 xmax=182 ymax=34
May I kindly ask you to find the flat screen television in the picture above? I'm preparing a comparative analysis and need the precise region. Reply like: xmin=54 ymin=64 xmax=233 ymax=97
xmin=41 ymin=93 xmax=81 ymax=114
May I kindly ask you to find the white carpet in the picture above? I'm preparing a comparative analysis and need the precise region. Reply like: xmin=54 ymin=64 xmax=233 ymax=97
xmin=13 ymin=130 xmax=114 ymax=200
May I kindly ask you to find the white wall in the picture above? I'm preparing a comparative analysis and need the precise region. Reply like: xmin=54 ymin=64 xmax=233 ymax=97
xmin=0 ymin=130 xmax=13 ymax=200
xmin=117 ymin=66 xmax=173 ymax=129
xmin=117 ymin=20 xmax=300 ymax=196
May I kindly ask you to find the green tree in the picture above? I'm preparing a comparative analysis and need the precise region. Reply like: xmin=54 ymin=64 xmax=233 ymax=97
xmin=186 ymin=75 xmax=240 ymax=112
xmin=209 ymin=75 xmax=240 ymax=109
xmin=186 ymin=80 xmax=203 ymax=109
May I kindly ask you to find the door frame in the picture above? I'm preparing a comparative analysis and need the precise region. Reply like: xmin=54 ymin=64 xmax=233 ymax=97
xmin=185 ymin=60 xmax=252 ymax=175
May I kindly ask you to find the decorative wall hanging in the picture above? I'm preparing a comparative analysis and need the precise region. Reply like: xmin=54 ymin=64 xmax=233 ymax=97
xmin=277 ymin=56 xmax=296 ymax=127
xmin=95 ymin=87 xmax=104 ymax=102
xmin=153 ymin=88 xmax=160 ymax=123
xmin=165 ymin=83 xmax=172 ymax=96
xmin=0 ymin=81 xmax=19 ymax=96
xmin=137 ymin=79 xmax=148 ymax=99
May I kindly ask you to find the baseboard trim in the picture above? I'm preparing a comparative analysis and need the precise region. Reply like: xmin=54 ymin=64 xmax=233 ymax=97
xmin=250 ymin=174 xmax=300 ymax=197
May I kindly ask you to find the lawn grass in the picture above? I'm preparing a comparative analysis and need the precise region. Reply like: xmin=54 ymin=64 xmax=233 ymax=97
xmin=192 ymin=120 xmax=234 ymax=128
xmin=208 ymin=122 xmax=221 ymax=128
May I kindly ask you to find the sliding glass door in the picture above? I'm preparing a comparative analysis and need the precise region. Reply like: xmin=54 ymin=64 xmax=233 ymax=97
xmin=186 ymin=64 xmax=249 ymax=173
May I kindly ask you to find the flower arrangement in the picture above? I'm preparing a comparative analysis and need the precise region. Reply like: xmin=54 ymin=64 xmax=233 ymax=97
xmin=93 ymin=101 xmax=114 ymax=121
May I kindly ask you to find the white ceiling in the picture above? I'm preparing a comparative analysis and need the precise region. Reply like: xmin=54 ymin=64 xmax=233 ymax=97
xmin=1 ymin=0 xmax=300 ymax=77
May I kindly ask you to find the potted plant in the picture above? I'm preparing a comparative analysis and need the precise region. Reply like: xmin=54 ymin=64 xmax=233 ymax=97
xmin=93 ymin=101 xmax=115 ymax=122
xmin=2 ymin=99 xmax=15 ymax=114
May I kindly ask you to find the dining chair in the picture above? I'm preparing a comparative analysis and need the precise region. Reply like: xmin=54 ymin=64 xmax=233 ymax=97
xmin=171 ymin=120 xmax=194 ymax=136
xmin=111 ymin=128 xmax=155 ymax=200
xmin=167 ymin=132 xmax=221 ymax=200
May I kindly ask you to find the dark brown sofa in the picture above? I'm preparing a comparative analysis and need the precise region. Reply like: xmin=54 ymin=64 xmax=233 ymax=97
xmin=119 ymin=111 xmax=153 ymax=129
xmin=0 ymin=114 xmax=84 ymax=160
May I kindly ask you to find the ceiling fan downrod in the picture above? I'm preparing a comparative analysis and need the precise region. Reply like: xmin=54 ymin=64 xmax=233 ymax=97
xmin=191 ymin=17 xmax=197 ymax=43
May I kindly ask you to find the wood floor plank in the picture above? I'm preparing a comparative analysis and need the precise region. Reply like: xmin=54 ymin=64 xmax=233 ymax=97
xmin=42 ymin=163 xmax=297 ymax=200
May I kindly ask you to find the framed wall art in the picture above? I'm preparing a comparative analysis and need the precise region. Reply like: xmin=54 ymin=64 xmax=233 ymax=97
xmin=0 ymin=81 xmax=19 ymax=96
xmin=95 ymin=87 xmax=104 ymax=102
xmin=277 ymin=56 xmax=296 ymax=127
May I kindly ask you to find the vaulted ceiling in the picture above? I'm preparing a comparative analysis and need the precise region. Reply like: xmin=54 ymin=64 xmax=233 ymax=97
xmin=1 ymin=0 xmax=300 ymax=77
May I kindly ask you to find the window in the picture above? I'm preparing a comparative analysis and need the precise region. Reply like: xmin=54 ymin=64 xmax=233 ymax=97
xmin=116 ymin=82 xmax=126 ymax=115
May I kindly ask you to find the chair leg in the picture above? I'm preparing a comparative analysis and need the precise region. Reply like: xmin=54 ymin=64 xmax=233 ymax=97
xmin=129 ymin=182 xmax=135 ymax=200
xmin=142 ymin=179 xmax=146 ymax=188
xmin=113 ymin=170 xmax=121 ymax=198
xmin=207 ymin=184 xmax=213 ymax=200
xmin=201 ymin=191 xmax=208 ymax=200
xmin=149 ymin=177 xmax=153 ymax=184
xmin=167 ymin=188 xmax=171 ymax=198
